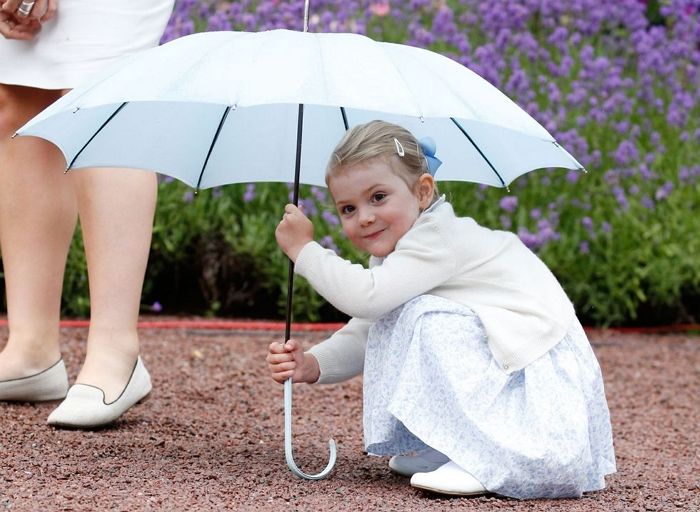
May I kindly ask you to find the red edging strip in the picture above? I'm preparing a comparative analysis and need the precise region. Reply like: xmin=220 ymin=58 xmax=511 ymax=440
xmin=589 ymin=324 xmax=700 ymax=334
xmin=0 ymin=318 xmax=697 ymax=333
xmin=0 ymin=318 xmax=345 ymax=332
xmin=135 ymin=320 xmax=347 ymax=331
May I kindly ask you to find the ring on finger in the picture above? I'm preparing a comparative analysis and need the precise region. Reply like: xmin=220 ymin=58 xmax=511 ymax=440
xmin=16 ymin=0 xmax=36 ymax=17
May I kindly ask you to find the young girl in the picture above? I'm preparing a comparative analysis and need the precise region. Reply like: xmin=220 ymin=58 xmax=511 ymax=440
xmin=267 ymin=120 xmax=616 ymax=499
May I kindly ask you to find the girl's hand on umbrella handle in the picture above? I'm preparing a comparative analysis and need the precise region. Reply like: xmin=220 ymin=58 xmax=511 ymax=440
xmin=275 ymin=203 xmax=314 ymax=262
xmin=266 ymin=339 xmax=320 ymax=384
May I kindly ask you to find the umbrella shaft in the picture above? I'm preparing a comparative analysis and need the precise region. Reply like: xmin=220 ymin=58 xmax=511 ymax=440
xmin=284 ymin=259 xmax=295 ymax=341
xmin=284 ymin=103 xmax=305 ymax=342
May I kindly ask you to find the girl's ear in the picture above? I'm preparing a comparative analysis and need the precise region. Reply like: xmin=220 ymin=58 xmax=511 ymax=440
xmin=416 ymin=173 xmax=435 ymax=210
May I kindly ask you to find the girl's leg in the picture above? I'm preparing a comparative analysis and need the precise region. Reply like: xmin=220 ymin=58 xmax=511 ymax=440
xmin=363 ymin=295 xmax=489 ymax=495
xmin=70 ymin=167 xmax=156 ymax=403
xmin=0 ymin=84 xmax=76 ymax=380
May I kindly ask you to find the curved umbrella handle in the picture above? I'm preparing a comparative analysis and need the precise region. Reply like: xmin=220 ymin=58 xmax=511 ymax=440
xmin=284 ymin=378 xmax=337 ymax=479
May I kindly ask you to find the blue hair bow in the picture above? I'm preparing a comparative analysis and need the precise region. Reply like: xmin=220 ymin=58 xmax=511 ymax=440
xmin=418 ymin=137 xmax=442 ymax=176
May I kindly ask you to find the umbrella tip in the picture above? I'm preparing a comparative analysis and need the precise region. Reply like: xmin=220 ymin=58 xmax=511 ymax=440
xmin=580 ymin=167 xmax=588 ymax=174
xmin=11 ymin=132 xmax=17 ymax=139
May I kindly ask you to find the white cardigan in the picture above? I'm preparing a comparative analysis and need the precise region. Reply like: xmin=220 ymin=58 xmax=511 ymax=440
xmin=300 ymin=199 xmax=576 ymax=383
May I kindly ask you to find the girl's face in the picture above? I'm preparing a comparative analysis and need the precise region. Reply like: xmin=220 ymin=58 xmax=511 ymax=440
xmin=328 ymin=158 xmax=434 ymax=258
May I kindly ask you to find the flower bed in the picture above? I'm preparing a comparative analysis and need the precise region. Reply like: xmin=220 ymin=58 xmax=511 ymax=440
xmin=53 ymin=1 xmax=700 ymax=325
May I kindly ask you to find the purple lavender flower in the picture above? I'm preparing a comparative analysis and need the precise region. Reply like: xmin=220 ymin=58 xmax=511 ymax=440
xmin=499 ymin=195 xmax=518 ymax=213
xmin=566 ymin=171 xmax=580 ymax=184
xmin=322 ymin=210 xmax=340 ymax=226
xmin=613 ymin=140 xmax=640 ymax=166
xmin=299 ymin=198 xmax=318 ymax=216
xmin=613 ymin=186 xmax=629 ymax=210
xmin=310 ymin=186 xmax=327 ymax=203
xmin=639 ymin=164 xmax=654 ymax=180
xmin=243 ymin=183 xmax=256 ymax=203
xmin=319 ymin=235 xmax=339 ymax=254
xmin=517 ymin=227 xmax=539 ymax=250
xmin=655 ymin=181 xmax=674 ymax=201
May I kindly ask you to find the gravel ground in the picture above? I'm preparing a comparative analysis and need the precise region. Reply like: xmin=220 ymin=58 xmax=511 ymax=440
xmin=1 ymin=324 xmax=699 ymax=511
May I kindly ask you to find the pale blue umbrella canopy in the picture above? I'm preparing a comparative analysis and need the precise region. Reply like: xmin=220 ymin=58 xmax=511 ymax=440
xmin=19 ymin=30 xmax=583 ymax=191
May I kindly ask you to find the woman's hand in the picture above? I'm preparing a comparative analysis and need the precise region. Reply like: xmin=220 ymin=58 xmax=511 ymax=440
xmin=275 ymin=204 xmax=314 ymax=262
xmin=2 ymin=0 xmax=57 ymax=23
xmin=0 ymin=0 xmax=56 ymax=40
xmin=266 ymin=339 xmax=320 ymax=385
xmin=0 ymin=10 xmax=40 ymax=39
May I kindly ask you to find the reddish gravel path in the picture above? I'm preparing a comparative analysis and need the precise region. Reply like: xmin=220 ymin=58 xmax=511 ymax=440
xmin=1 ymin=325 xmax=698 ymax=511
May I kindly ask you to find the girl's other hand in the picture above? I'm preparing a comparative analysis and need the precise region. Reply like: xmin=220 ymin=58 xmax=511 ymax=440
xmin=266 ymin=338 xmax=319 ymax=384
xmin=275 ymin=203 xmax=314 ymax=262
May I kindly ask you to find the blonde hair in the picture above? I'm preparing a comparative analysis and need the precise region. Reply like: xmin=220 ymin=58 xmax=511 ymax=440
xmin=326 ymin=120 xmax=439 ymax=200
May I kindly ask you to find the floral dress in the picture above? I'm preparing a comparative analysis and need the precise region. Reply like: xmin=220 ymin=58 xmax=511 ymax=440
xmin=363 ymin=294 xmax=616 ymax=499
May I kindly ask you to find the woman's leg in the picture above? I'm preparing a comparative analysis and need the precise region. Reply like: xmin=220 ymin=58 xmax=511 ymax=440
xmin=1 ymin=84 xmax=156 ymax=405
xmin=0 ymin=84 xmax=76 ymax=380
xmin=70 ymin=167 xmax=156 ymax=402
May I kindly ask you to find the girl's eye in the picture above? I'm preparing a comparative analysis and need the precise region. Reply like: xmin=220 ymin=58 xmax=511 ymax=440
xmin=340 ymin=205 xmax=355 ymax=215
xmin=372 ymin=192 xmax=387 ymax=202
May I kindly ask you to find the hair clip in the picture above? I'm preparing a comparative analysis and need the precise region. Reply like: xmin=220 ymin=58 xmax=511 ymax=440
xmin=394 ymin=137 xmax=405 ymax=157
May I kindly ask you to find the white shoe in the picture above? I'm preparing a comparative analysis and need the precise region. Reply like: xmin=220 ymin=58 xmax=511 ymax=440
xmin=0 ymin=359 xmax=69 ymax=402
xmin=47 ymin=357 xmax=151 ymax=429
xmin=410 ymin=461 xmax=488 ymax=496
xmin=389 ymin=447 xmax=450 ymax=477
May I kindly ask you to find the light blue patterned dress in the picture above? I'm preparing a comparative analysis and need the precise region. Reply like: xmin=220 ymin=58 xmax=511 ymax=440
xmin=363 ymin=295 xmax=616 ymax=499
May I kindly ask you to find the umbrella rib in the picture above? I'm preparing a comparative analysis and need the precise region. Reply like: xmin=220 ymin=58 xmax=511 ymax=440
xmin=340 ymin=106 xmax=349 ymax=130
xmin=195 ymin=105 xmax=231 ymax=191
xmin=69 ymin=102 xmax=128 ymax=169
xmin=450 ymin=117 xmax=508 ymax=189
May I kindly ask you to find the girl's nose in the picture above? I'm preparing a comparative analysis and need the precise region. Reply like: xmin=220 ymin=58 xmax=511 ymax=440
xmin=359 ymin=210 xmax=375 ymax=226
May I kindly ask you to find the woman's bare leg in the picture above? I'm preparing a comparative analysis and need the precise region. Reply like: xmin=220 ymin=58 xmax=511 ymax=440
xmin=0 ymin=84 xmax=76 ymax=379
xmin=71 ymin=167 xmax=156 ymax=402
xmin=1 ymin=84 xmax=157 ymax=403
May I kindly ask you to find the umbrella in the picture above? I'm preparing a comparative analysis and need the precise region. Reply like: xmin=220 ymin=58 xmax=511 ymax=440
xmin=17 ymin=11 xmax=584 ymax=481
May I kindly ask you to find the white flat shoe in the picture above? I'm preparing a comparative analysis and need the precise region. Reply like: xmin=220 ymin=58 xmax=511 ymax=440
xmin=410 ymin=461 xmax=488 ymax=496
xmin=389 ymin=447 xmax=450 ymax=477
xmin=47 ymin=357 xmax=151 ymax=429
xmin=0 ymin=359 xmax=69 ymax=402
